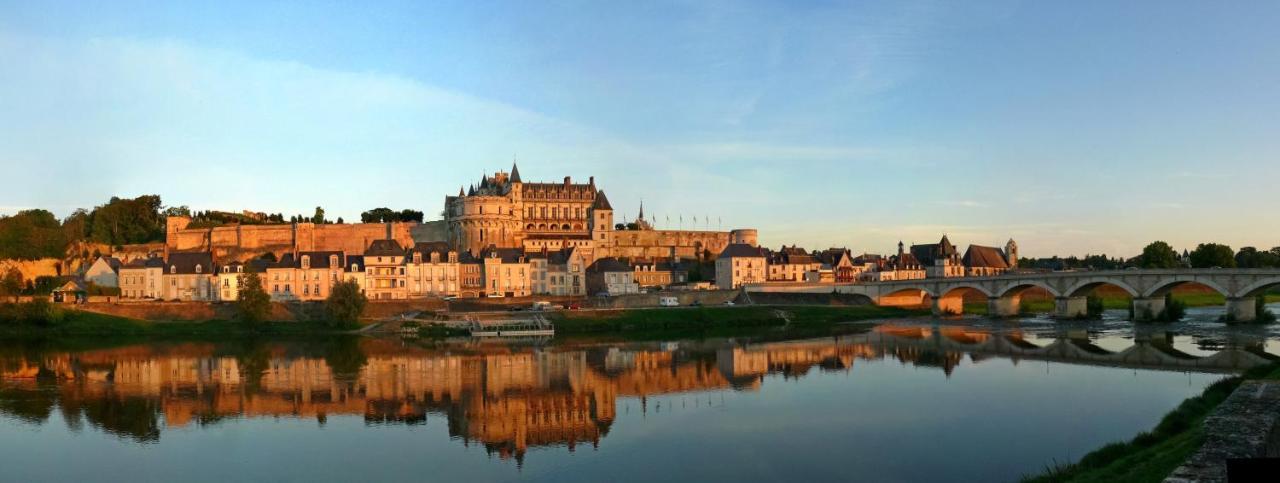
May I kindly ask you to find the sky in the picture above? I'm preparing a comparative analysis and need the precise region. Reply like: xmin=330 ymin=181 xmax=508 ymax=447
xmin=1 ymin=0 xmax=1277 ymax=258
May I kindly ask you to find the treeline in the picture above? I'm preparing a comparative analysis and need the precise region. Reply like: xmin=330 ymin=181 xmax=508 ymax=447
xmin=0 ymin=195 xmax=166 ymax=260
xmin=360 ymin=208 xmax=423 ymax=223
xmin=1023 ymin=242 xmax=1280 ymax=271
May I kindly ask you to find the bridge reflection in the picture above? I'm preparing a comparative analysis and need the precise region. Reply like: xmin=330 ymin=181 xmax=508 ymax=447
xmin=1 ymin=329 xmax=1273 ymax=462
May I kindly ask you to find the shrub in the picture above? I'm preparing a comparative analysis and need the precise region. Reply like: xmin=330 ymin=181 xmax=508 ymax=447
xmin=235 ymin=271 xmax=271 ymax=323
xmin=324 ymin=280 xmax=367 ymax=328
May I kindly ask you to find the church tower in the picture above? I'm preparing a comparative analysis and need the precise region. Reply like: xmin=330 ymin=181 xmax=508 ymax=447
xmin=1005 ymin=238 xmax=1019 ymax=268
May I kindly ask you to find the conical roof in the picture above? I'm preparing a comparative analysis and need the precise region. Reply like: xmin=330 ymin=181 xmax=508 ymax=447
xmin=592 ymin=190 xmax=613 ymax=210
xmin=510 ymin=162 xmax=522 ymax=183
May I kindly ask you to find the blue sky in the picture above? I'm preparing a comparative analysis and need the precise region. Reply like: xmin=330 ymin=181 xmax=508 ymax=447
xmin=1 ymin=1 xmax=1277 ymax=257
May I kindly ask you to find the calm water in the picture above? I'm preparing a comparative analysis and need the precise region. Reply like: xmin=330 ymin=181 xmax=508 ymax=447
xmin=3 ymin=306 xmax=1280 ymax=483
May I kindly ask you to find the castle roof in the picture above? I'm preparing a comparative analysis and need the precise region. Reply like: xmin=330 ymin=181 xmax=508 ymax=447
xmin=510 ymin=162 xmax=522 ymax=183
xmin=592 ymin=190 xmax=613 ymax=210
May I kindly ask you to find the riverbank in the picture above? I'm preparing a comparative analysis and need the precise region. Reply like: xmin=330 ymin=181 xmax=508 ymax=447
xmin=0 ymin=309 xmax=357 ymax=337
xmin=1022 ymin=363 xmax=1280 ymax=483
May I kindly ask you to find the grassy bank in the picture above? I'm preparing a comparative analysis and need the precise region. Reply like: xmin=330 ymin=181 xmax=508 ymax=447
xmin=1023 ymin=363 xmax=1280 ymax=483
xmin=549 ymin=305 xmax=926 ymax=335
xmin=0 ymin=309 xmax=355 ymax=337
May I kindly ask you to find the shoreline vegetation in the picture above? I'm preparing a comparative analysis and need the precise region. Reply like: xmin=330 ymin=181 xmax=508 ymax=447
xmin=1023 ymin=363 xmax=1280 ymax=483
xmin=0 ymin=302 xmax=928 ymax=338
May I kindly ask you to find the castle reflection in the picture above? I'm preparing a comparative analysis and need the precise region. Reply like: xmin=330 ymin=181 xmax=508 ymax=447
xmin=2 ymin=325 xmax=1275 ymax=463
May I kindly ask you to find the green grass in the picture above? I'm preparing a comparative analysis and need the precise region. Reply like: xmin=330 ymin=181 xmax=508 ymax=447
xmin=549 ymin=305 xmax=926 ymax=335
xmin=1022 ymin=363 xmax=1280 ymax=483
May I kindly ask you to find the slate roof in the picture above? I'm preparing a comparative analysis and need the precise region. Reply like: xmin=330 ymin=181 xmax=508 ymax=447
xmin=588 ymin=257 xmax=630 ymax=273
xmin=911 ymin=236 xmax=959 ymax=266
xmin=365 ymin=239 xmax=406 ymax=257
xmin=165 ymin=252 xmax=215 ymax=275
xmin=718 ymin=243 xmax=767 ymax=259
xmin=591 ymin=190 xmax=613 ymax=210
xmin=479 ymin=246 xmax=527 ymax=263
xmin=295 ymin=251 xmax=345 ymax=269
xmin=963 ymin=245 xmax=1010 ymax=269
xmin=411 ymin=242 xmax=453 ymax=260
xmin=344 ymin=255 xmax=365 ymax=272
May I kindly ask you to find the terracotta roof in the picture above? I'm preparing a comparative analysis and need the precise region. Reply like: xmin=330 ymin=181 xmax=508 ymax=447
xmin=963 ymin=245 xmax=1010 ymax=269
xmin=718 ymin=243 xmax=766 ymax=259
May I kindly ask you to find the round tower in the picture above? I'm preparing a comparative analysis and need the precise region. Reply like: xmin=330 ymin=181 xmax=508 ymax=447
xmin=729 ymin=228 xmax=758 ymax=247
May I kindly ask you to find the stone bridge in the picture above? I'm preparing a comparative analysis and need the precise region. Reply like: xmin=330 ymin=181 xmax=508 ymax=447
xmin=747 ymin=269 xmax=1280 ymax=322
xmin=847 ymin=326 xmax=1278 ymax=373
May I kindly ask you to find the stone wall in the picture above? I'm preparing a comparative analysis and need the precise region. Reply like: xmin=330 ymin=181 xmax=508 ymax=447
xmin=607 ymin=230 xmax=732 ymax=260
xmin=1166 ymin=380 xmax=1280 ymax=483
xmin=165 ymin=217 xmax=421 ymax=261
xmin=0 ymin=258 xmax=63 ymax=283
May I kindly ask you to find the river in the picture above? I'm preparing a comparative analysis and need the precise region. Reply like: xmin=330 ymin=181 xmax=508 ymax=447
xmin=3 ymin=305 xmax=1279 ymax=482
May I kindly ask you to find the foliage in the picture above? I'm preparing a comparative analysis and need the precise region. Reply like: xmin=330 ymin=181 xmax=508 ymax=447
xmin=1234 ymin=246 xmax=1280 ymax=268
xmin=0 ymin=268 xmax=22 ymax=302
xmin=87 ymin=195 xmax=165 ymax=245
xmin=360 ymin=208 xmax=423 ymax=223
xmin=324 ymin=280 xmax=367 ymax=328
xmin=1085 ymin=296 xmax=1105 ymax=319
xmin=0 ymin=209 xmax=69 ymax=260
xmin=0 ymin=298 xmax=65 ymax=326
xmin=1139 ymin=241 xmax=1179 ymax=269
xmin=235 ymin=271 xmax=271 ymax=323
xmin=1187 ymin=243 xmax=1236 ymax=268
xmin=311 ymin=206 xmax=328 ymax=224
xmin=1257 ymin=297 xmax=1277 ymax=323
xmin=1018 ymin=254 xmax=1126 ymax=271
xmin=1158 ymin=293 xmax=1186 ymax=322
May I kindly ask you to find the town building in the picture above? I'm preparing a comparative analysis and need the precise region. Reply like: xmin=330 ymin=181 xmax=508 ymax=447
xmin=120 ymin=257 xmax=164 ymax=299
xmin=815 ymin=248 xmax=861 ymax=283
xmin=406 ymin=242 xmax=460 ymax=297
xmin=630 ymin=259 xmax=687 ymax=289
xmin=84 ymin=256 xmax=123 ymax=288
xmin=480 ymin=246 xmax=531 ymax=297
xmin=963 ymin=242 xmax=1016 ymax=277
xmin=716 ymin=244 xmax=767 ymax=289
xmin=529 ymin=247 xmax=588 ymax=296
xmin=911 ymin=236 xmax=964 ymax=278
xmin=862 ymin=242 xmax=926 ymax=282
xmin=767 ymin=246 xmax=823 ymax=282
xmin=364 ymin=240 xmax=409 ymax=300
xmin=586 ymin=257 xmax=639 ymax=296
xmin=162 ymin=252 xmax=217 ymax=301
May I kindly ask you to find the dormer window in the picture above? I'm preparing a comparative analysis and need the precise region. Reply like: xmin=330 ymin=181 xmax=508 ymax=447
xmin=301 ymin=255 xmax=310 ymax=269
xmin=195 ymin=264 xmax=202 ymax=274
xmin=330 ymin=255 xmax=339 ymax=267
xmin=237 ymin=266 xmax=243 ymax=273
xmin=414 ymin=253 xmax=422 ymax=264
xmin=170 ymin=265 xmax=177 ymax=274
xmin=352 ymin=264 xmax=359 ymax=272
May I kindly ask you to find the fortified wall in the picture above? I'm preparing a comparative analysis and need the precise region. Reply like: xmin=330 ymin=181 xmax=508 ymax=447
xmin=605 ymin=228 xmax=753 ymax=261
xmin=164 ymin=217 xmax=448 ymax=261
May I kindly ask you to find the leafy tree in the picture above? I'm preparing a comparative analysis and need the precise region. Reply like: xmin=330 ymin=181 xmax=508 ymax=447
xmin=162 ymin=205 xmax=191 ymax=217
xmin=235 ymin=271 xmax=271 ymax=323
xmin=87 ymin=195 xmax=164 ymax=245
xmin=311 ymin=206 xmax=327 ymax=224
xmin=1236 ymin=246 xmax=1280 ymax=268
xmin=1139 ymin=241 xmax=1179 ymax=269
xmin=0 ymin=209 xmax=69 ymax=260
xmin=1 ymin=267 xmax=22 ymax=302
xmin=335 ymin=217 xmax=344 ymax=224
xmin=325 ymin=280 xmax=367 ymax=328
xmin=1188 ymin=243 xmax=1236 ymax=268
xmin=360 ymin=207 xmax=423 ymax=223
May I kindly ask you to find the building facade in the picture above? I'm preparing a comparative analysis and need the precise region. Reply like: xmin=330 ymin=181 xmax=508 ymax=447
xmin=716 ymin=244 xmax=767 ymax=289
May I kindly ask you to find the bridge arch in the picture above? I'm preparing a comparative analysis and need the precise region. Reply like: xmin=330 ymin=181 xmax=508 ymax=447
xmin=1141 ymin=277 xmax=1231 ymax=298
xmin=995 ymin=280 xmax=1061 ymax=298
xmin=938 ymin=283 xmax=994 ymax=299
xmin=1063 ymin=278 xmax=1140 ymax=298
xmin=1238 ymin=277 xmax=1280 ymax=298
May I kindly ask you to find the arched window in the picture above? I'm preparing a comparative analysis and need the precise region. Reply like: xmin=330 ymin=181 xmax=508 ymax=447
xmin=562 ymin=224 xmax=571 ymax=230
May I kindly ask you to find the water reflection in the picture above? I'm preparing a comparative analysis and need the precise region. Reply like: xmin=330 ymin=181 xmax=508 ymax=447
xmin=2 ymin=323 xmax=1274 ymax=466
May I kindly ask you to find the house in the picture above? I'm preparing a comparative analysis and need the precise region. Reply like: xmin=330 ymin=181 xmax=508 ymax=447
xmin=480 ymin=246 xmax=531 ymax=297
xmin=767 ymin=246 xmax=823 ymax=282
xmin=631 ymin=258 xmax=687 ymax=289
xmin=266 ymin=251 xmax=349 ymax=302
xmin=51 ymin=279 xmax=87 ymax=303
xmin=162 ymin=252 xmax=217 ymax=301
xmin=84 ymin=256 xmax=123 ymax=288
xmin=815 ymin=248 xmax=861 ymax=283
xmin=911 ymin=236 xmax=964 ymax=278
xmin=587 ymin=257 xmax=639 ymax=296
xmin=120 ymin=257 xmax=165 ymax=299
xmin=343 ymin=255 xmax=367 ymax=294
xmin=458 ymin=252 xmax=484 ymax=298
xmin=217 ymin=262 xmax=246 ymax=302
xmin=715 ymin=244 xmax=767 ymax=289
xmin=529 ymin=247 xmax=588 ymax=296
xmin=862 ymin=242 xmax=926 ymax=282
xmin=406 ymin=242 xmax=460 ymax=297
xmin=364 ymin=240 xmax=409 ymax=300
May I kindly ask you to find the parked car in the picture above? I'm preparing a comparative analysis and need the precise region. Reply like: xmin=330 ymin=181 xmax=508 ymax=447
xmin=659 ymin=296 xmax=679 ymax=307
xmin=724 ymin=301 xmax=736 ymax=306
xmin=567 ymin=302 xmax=582 ymax=310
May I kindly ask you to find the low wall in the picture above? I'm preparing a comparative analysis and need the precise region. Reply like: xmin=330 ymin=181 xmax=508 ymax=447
xmin=1165 ymin=381 xmax=1280 ymax=483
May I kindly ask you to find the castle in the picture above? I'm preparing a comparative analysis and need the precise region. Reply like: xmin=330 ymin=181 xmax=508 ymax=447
xmin=161 ymin=163 xmax=755 ymax=265
xmin=443 ymin=163 xmax=755 ymax=262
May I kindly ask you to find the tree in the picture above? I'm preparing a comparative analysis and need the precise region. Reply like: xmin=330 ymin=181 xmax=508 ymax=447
xmin=235 ymin=271 xmax=271 ymax=323
xmin=1 ymin=267 xmax=22 ymax=302
xmin=162 ymin=205 xmax=191 ymax=217
xmin=311 ymin=206 xmax=326 ymax=224
xmin=1236 ymin=246 xmax=1280 ymax=268
xmin=87 ymin=195 xmax=164 ymax=245
xmin=1188 ymin=243 xmax=1236 ymax=268
xmin=1139 ymin=241 xmax=1179 ymax=269
xmin=325 ymin=280 xmax=367 ymax=328
xmin=335 ymin=217 xmax=344 ymax=224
